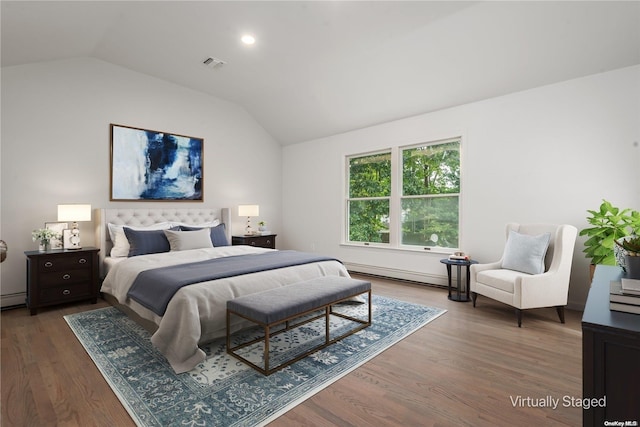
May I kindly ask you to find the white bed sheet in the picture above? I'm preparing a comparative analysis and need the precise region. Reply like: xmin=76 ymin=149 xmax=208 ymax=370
xmin=100 ymin=246 xmax=350 ymax=373
xmin=102 ymin=255 xmax=127 ymax=276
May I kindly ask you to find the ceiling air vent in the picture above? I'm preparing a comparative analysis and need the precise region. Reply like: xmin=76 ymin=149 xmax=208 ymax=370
xmin=202 ymin=57 xmax=227 ymax=69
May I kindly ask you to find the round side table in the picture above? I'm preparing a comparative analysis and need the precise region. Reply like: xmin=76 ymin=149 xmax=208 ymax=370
xmin=440 ymin=258 xmax=478 ymax=302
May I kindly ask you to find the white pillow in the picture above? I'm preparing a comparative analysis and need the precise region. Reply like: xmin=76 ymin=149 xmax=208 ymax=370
xmin=502 ymin=230 xmax=551 ymax=275
xmin=108 ymin=222 xmax=172 ymax=257
xmin=163 ymin=228 xmax=214 ymax=251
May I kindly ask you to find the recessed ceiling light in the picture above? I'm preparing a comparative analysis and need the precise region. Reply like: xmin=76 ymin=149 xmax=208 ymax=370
xmin=241 ymin=34 xmax=256 ymax=45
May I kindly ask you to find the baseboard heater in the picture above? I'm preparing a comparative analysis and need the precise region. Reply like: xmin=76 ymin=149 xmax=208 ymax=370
xmin=344 ymin=262 xmax=448 ymax=288
xmin=1 ymin=291 xmax=27 ymax=310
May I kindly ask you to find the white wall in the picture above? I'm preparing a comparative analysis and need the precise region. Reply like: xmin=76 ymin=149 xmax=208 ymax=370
xmin=282 ymin=65 xmax=640 ymax=309
xmin=3 ymin=59 xmax=638 ymax=310
xmin=0 ymin=57 xmax=282 ymax=307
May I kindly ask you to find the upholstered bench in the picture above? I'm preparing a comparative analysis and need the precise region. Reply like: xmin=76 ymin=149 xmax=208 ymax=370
xmin=226 ymin=276 xmax=372 ymax=375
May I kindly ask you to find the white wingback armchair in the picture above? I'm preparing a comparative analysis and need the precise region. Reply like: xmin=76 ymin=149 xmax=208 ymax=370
xmin=470 ymin=223 xmax=577 ymax=327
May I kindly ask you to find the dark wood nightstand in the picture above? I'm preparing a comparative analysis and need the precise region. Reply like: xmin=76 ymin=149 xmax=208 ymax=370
xmin=232 ymin=234 xmax=277 ymax=249
xmin=24 ymin=247 xmax=100 ymax=315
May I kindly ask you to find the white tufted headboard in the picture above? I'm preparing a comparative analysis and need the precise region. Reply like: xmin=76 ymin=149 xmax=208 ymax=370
xmin=95 ymin=208 xmax=231 ymax=278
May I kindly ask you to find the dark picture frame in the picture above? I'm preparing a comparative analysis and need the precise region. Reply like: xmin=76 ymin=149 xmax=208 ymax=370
xmin=110 ymin=124 xmax=203 ymax=201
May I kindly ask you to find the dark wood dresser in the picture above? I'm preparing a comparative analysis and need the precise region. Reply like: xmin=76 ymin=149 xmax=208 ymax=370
xmin=24 ymin=247 xmax=100 ymax=315
xmin=582 ymin=265 xmax=640 ymax=426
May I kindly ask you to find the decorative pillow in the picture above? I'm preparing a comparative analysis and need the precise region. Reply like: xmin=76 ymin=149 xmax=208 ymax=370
xmin=164 ymin=228 xmax=214 ymax=251
xmin=171 ymin=219 xmax=220 ymax=229
xmin=502 ymin=230 xmax=551 ymax=275
xmin=123 ymin=226 xmax=179 ymax=257
xmin=180 ymin=223 xmax=230 ymax=247
xmin=108 ymin=222 xmax=172 ymax=257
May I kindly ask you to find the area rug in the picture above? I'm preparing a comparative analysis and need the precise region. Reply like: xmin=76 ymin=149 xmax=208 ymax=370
xmin=64 ymin=295 xmax=445 ymax=427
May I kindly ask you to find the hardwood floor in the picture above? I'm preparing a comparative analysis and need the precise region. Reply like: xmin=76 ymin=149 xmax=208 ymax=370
xmin=1 ymin=274 xmax=583 ymax=426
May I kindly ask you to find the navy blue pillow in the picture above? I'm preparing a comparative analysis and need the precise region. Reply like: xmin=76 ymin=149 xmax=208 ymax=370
xmin=124 ymin=226 xmax=179 ymax=257
xmin=180 ymin=223 xmax=229 ymax=247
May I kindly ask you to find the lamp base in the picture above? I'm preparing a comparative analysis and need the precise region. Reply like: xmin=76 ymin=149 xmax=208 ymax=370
xmin=63 ymin=229 xmax=82 ymax=250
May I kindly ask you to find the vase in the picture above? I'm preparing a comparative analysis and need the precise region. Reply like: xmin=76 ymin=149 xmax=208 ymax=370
xmin=625 ymin=255 xmax=640 ymax=279
xmin=614 ymin=237 xmax=628 ymax=272
xmin=39 ymin=240 xmax=50 ymax=252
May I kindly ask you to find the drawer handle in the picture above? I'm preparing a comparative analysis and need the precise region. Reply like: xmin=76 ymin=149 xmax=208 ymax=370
xmin=266 ymin=240 xmax=271 ymax=244
xmin=62 ymin=274 xmax=71 ymax=280
xmin=250 ymin=242 xmax=256 ymax=246
xmin=62 ymin=289 xmax=71 ymax=295
xmin=44 ymin=261 xmax=53 ymax=268
xmin=78 ymin=258 xmax=87 ymax=264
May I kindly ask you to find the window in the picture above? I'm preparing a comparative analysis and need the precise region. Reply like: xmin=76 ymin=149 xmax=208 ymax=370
xmin=346 ymin=138 xmax=460 ymax=250
xmin=401 ymin=139 xmax=460 ymax=248
xmin=347 ymin=151 xmax=391 ymax=244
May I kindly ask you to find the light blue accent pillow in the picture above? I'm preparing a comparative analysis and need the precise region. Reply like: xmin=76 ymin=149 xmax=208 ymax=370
xmin=502 ymin=230 xmax=551 ymax=275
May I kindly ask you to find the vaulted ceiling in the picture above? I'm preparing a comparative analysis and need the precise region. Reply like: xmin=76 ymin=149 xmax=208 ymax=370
xmin=2 ymin=1 xmax=639 ymax=145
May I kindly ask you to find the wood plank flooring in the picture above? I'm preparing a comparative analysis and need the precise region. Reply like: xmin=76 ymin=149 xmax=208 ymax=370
xmin=1 ymin=274 xmax=583 ymax=426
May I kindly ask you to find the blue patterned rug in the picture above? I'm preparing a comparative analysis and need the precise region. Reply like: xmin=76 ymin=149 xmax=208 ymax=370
xmin=64 ymin=295 xmax=445 ymax=426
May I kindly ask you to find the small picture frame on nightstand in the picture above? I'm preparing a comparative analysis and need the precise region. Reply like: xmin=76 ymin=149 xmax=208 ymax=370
xmin=62 ymin=229 xmax=73 ymax=249
xmin=45 ymin=222 xmax=68 ymax=249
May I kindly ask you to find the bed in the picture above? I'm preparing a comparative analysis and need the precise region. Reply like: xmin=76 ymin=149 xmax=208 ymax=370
xmin=96 ymin=208 xmax=350 ymax=373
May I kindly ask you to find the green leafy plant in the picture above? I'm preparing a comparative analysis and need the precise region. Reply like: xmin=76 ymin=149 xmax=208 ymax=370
xmin=579 ymin=200 xmax=640 ymax=265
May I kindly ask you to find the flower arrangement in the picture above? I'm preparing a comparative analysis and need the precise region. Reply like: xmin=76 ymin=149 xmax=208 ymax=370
xmin=32 ymin=228 xmax=60 ymax=244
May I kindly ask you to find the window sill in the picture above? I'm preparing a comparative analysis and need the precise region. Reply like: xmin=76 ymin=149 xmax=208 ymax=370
xmin=339 ymin=242 xmax=454 ymax=255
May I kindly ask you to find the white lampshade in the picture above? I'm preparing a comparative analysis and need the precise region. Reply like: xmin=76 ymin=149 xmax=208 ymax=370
xmin=57 ymin=204 xmax=92 ymax=222
xmin=238 ymin=205 xmax=259 ymax=217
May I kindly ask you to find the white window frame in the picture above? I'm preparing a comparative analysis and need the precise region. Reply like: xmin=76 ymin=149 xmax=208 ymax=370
xmin=398 ymin=137 xmax=461 ymax=251
xmin=344 ymin=137 xmax=462 ymax=253
xmin=344 ymin=149 xmax=393 ymax=248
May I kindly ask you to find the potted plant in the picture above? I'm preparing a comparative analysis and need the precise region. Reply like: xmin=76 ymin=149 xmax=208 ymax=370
xmin=31 ymin=228 xmax=60 ymax=252
xmin=579 ymin=200 xmax=640 ymax=280
xmin=616 ymin=236 xmax=640 ymax=279
xmin=258 ymin=221 xmax=267 ymax=233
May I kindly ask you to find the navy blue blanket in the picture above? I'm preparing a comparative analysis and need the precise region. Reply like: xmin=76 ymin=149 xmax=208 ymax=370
xmin=127 ymin=250 xmax=340 ymax=316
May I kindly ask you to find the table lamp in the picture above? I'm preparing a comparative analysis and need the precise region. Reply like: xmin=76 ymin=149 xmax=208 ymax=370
xmin=238 ymin=205 xmax=259 ymax=235
xmin=58 ymin=204 xmax=92 ymax=249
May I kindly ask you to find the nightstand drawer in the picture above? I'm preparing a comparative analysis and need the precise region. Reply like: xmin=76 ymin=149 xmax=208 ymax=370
xmin=38 ymin=254 xmax=92 ymax=272
xmin=39 ymin=283 xmax=92 ymax=304
xmin=39 ymin=268 xmax=91 ymax=287
xmin=248 ymin=236 xmax=275 ymax=248
xmin=232 ymin=234 xmax=277 ymax=249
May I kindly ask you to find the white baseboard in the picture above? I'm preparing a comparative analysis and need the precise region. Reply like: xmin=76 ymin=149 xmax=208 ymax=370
xmin=1 ymin=292 xmax=26 ymax=309
xmin=344 ymin=262 xmax=449 ymax=287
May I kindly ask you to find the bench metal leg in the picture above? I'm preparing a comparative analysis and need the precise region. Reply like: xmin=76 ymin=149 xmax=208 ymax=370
xmin=325 ymin=306 xmax=330 ymax=345
xmin=264 ymin=324 xmax=270 ymax=373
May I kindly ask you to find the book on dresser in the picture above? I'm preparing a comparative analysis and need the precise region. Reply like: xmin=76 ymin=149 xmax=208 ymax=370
xmin=610 ymin=280 xmax=640 ymax=314
xmin=621 ymin=277 xmax=640 ymax=293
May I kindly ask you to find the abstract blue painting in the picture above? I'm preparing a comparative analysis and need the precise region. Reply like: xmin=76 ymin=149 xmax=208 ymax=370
xmin=110 ymin=124 xmax=203 ymax=201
